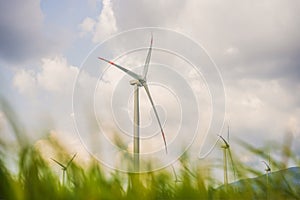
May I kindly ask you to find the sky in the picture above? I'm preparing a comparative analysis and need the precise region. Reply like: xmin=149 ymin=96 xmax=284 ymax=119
xmin=1 ymin=0 xmax=300 ymax=175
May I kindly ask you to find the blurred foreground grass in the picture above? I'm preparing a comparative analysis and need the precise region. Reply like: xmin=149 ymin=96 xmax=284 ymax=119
xmin=0 ymin=99 xmax=299 ymax=200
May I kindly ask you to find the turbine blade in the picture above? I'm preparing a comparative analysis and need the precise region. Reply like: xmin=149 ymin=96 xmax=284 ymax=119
xmin=98 ymin=57 xmax=141 ymax=80
xmin=66 ymin=153 xmax=77 ymax=168
xmin=143 ymin=83 xmax=167 ymax=153
xmin=143 ymin=34 xmax=153 ymax=79
xmin=51 ymin=158 xmax=66 ymax=169
xmin=227 ymin=125 xmax=230 ymax=143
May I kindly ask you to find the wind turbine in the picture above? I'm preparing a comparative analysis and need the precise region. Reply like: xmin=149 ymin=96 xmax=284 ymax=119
xmin=218 ymin=126 xmax=236 ymax=186
xmin=262 ymin=159 xmax=271 ymax=174
xmin=98 ymin=34 xmax=167 ymax=171
xmin=51 ymin=153 xmax=77 ymax=185
xmin=262 ymin=154 xmax=271 ymax=189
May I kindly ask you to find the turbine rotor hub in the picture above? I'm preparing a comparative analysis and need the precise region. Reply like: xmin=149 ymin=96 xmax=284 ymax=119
xmin=129 ymin=79 xmax=146 ymax=87
xmin=130 ymin=79 xmax=143 ymax=87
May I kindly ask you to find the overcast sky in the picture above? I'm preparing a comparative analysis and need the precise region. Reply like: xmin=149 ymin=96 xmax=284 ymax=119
xmin=1 ymin=0 xmax=300 ymax=173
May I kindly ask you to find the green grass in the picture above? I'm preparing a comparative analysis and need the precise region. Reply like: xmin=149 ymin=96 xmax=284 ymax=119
xmin=0 ymin=99 xmax=299 ymax=200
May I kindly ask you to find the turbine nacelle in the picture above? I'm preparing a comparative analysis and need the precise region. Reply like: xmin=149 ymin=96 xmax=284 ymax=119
xmin=130 ymin=78 xmax=145 ymax=87
xmin=218 ymin=135 xmax=230 ymax=149
xmin=262 ymin=160 xmax=271 ymax=173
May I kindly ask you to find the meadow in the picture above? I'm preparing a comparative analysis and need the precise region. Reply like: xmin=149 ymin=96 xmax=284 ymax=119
xmin=0 ymin=100 xmax=299 ymax=200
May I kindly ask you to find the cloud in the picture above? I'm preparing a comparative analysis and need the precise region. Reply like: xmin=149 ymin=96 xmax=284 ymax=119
xmin=83 ymin=0 xmax=300 ymax=82
xmin=79 ymin=0 xmax=185 ymax=43
xmin=226 ymin=78 xmax=300 ymax=142
xmin=93 ymin=0 xmax=117 ymax=42
xmin=11 ymin=55 xmax=105 ymax=134
xmin=112 ymin=0 xmax=185 ymax=29
xmin=0 ymin=0 xmax=59 ymax=64
xmin=224 ymin=47 xmax=239 ymax=56
xmin=13 ymin=69 xmax=37 ymax=96
xmin=12 ymin=56 xmax=80 ymax=132
xmin=12 ymin=56 xmax=82 ymax=143
xmin=79 ymin=0 xmax=117 ymax=43
xmin=172 ymin=1 xmax=300 ymax=81
xmin=79 ymin=17 xmax=96 ymax=36
xmin=13 ymin=56 xmax=78 ymax=95
xmin=37 ymin=57 xmax=78 ymax=92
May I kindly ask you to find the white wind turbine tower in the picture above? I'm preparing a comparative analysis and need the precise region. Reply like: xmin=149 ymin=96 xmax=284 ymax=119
xmin=98 ymin=34 xmax=167 ymax=171
xmin=51 ymin=153 xmax=77 ymax=185
xmin=218 ymin=126 xmax=236 ymax=186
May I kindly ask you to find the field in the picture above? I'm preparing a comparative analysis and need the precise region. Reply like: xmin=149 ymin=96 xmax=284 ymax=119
xmin=1 ymin=100 xmax=299 ymax=200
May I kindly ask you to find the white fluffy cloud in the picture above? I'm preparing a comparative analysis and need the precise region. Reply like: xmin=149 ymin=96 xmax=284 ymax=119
xmin=226 ymin=78 xmax=300 ymax=143
xmin=37 ymin=57 xmax=78 ymax=92
xmin=12 ymin=56 xmax=82 ymax=146
xmin=79 ymin=17 xmax=96 ymax=37
xmin=13 ymin=56 xmax=78 ymax=95
xmin=13 ymin=69 xmax=37 ymax=96
xmin=79 ymin=0 xmax=117 ymax=43
xmin=93 ymin=0 xmax=118 ymax=42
